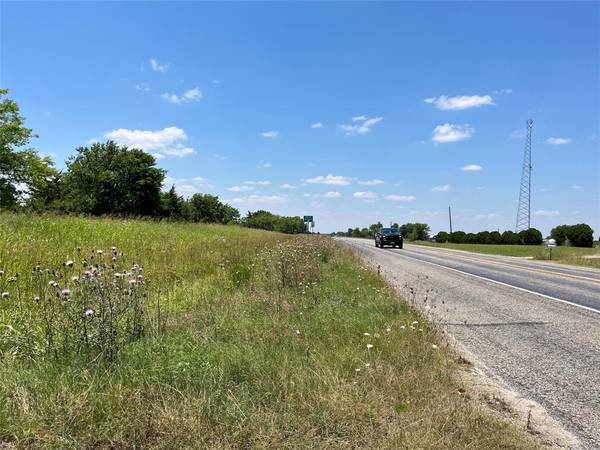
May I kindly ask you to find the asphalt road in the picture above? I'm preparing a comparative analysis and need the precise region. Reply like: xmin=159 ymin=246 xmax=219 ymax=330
xmin=340 ymin=238 xmax=600 ymax=450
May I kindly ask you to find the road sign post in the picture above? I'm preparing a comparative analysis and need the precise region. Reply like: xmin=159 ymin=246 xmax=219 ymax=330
xmin=303 ymin=216 xmax=314 ymax=233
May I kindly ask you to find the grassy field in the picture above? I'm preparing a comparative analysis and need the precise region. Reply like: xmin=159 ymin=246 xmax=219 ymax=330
xmin=0 ymin=214 xmax=539 ymax=449
xmin=414 ymin=240 xmax=600 ymax=268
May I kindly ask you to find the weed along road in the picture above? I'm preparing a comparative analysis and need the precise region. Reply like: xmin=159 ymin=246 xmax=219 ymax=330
xmin=340 ymin=238 xmax=600 ymax=450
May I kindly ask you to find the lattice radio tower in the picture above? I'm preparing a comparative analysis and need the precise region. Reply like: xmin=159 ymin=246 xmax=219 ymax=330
xmin=515 ymin=119 xmax=533 ymax=232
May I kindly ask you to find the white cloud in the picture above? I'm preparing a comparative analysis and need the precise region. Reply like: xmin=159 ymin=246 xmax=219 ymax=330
xmin=149 ymin=58 xmax=169 ymax=73
xmin=244 ymin=180 xmax=271 ymax=186
xmin=424 ymin=95 xmax=494 ymax=110
xmin=212 ymin=79 xmax=221 ymax=85
xmin=571 ymin=185 xmax=583 ymax=189
xmin=461 ymin=164 xmax=483 ymax=172
xmin=311 ymin=122 xmax=324 ymax=129
xmin=545 ymin=137 xmax=571 ymax=145
xmin=353 ymin=191 xmax=377 ymax=200
xmin=161 ymin=87 xmax=202 ymax=104
xmin=305 ymin=174 xmax=353 ymax=185
xmin=324 ymin=191 xmax=342 ymax=198
xmin=135 ymin=83 xmax=150 ymax=92
xmin=261 ymin=162 xmax=272 ymax=168
xmin=261 ymin=131 xmax=279 ymax=138
xmin=534 ymin=210 xmax=560 ymax=217
xmin=228 ymin=185 xmax=255 ymax=192
xmin=358 ymin=179 xmax=385 ymax=185
xmin=229 ymin=195 xmax=288 ymax=205
xmin=162 ymin=175 xmax=212 ymax=197
xmin=476 ymin=186 xmax=486 ymax=190
xmin=280 ymin=183 xmax=297 ymax=189
xmin=103 ymin=126 xmax=195 ymax=159
xmin=431 ymin=184 xmax=451 ymax=192
xmin=339 ymin=116 xmax=383 ymax=136
xmin=432 ymin=124 xmax=474 ymax=143
xmin=384 ymin=195 xmax=416 ymax=201
xmin=492 ymin=88 xmax=513 ymax=95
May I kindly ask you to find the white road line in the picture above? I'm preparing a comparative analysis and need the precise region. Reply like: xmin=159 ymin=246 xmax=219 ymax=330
xmin=404 ymin=245 xmax=600 ymax=284
xmin=361 ymin=243 xmax=600 ymax=316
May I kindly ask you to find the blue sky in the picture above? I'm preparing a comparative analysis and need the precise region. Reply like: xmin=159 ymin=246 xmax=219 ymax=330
xmin=2 ymin=1 xmax=599 ymax=235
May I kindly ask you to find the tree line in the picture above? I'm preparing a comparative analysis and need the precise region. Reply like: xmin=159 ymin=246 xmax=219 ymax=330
xmin=335 ymin=222 xmax=595 ymax=248
xmin=434 ymin=224 xmax=594 ymax=247
xmin=0 ymin=89 xmax=306 ymax=233
xmin=332 ymin=222 xmax=430 ymax=240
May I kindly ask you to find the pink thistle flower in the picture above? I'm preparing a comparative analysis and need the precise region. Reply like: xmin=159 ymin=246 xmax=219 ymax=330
xmin=128 ymin=279 xmax=136 ymax=286
xmin=85 ymin=308 xmax=94 ymax=317
xmin=65 ymin=260 xmax=74 ymax=267
xmin=61 ymin=288 xmax=71 ymax=297
xmin=1 ymin=292 xmax=9 ymax=299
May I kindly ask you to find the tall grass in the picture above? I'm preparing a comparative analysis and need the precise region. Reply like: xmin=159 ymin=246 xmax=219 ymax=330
xmin=0 ymin=214 xmax=538 ymax=449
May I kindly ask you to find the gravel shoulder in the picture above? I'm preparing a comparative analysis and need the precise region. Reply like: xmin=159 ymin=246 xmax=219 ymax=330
xmin=340 ymin=238 xmax=600 ymax=450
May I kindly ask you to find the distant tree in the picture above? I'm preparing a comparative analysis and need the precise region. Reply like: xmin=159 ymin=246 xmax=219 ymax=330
xmin=488 ymin=231 xmax=503 ymax=245
xmin=0 ymin=89 xmax=56 ymax=209
xmin=61 ymin=141 xmax=164 ymax=216
xmin=26 ymin=172 xmax=63 ymax=211
xmin=551 ymin=224 xmax=594 ymax=247
xmin=567 ymin=223 xmax=594 ymax=247
xmin=550 ymin=225 xmax=570 ymax=246
xmin=464 ymin=233 xmax=477 ymax=244
xmin=369 ymin=222 xmax=383 ymax=237
xmin=160 ymin=185 xmax=184 ymax=219
xmin=476 ymin=231 xmax=490 ymax=244
xmin=242 ymin=210 xmax=305 ymax=233
xmin=449 ymin=231 xmax=467 ymax=243
xmin=391 ymin=222 xmax=399 ymax=229
xmin=399 ymin=223 xmax=430 ymax=241
xmin=518 ymin=228 xmax=543 ymax=245
xmin=501 ymin=230 xmax=520 ymax=245
xmin=434 ymin=231 xmax=449 ymax=243
xmin=186 ymin=193 xmax=240 ymax=224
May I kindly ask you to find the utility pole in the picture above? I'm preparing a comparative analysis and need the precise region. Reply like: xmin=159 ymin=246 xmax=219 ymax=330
xmin=516 ymin=119 xmax=533 ymax=232
xmin=448 ymin=206 xmax=453 ymax=234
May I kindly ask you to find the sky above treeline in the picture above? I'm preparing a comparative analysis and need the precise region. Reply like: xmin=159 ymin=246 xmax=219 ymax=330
xmin=2 ymin=1 xmax=599 ymax=235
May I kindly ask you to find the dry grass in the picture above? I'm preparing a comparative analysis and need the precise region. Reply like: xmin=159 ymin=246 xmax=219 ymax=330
xmin=0 ymin=214 xmax=539 ymax=449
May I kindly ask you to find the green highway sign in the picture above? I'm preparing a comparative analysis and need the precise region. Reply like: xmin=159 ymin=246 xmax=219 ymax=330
xmin=303 ymin=216 xmax=313 ymax=223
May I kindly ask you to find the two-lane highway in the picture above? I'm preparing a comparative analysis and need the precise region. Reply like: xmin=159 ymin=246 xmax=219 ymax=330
xmin=341 ymin=238 xmax=600 ymax=449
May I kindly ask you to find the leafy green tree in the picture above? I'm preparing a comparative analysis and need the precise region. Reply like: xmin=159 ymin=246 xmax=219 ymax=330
xmin=501 ymin=230 xmax=519 ymax=245
xmin=0 ymin=89 xmax=56 ymax=209
xmin=26 ymin=172 xmax=63 ymax=211
xmin=550 ymin=224 xmax=594 ymax=247
xmin=61 ymin=141 xmax=165 ymax=216
xmin=550 ymin=225 xmax=571 ymax=246
xmin=369 ymin=222 xmax=383 ymax=237
xmin=434 ymin=231 xmax=449 ymax=243
xmin=242 ymin=210 xmax=306 ymax=233
xmin=160 ymin=185 xmax=184 ymax=219
xmin=399 ymin=223 xmax=430 ymax=241
xmin=476 ymin=231 xmax=490 ymax=244
xmin=449 ymin=231 xmax=466 ymax=243
xmin=186 ymin=193 xmax=240 ymax=224
xmin=465 ymin=233 xmax=477 ymax=244
xmin=488 ymin=231 xmax=502 ymax=245
xmin=518 ymin=228 xmax=543 ymax=245
xmin=567 ymin=223 xmax=594 ymax=247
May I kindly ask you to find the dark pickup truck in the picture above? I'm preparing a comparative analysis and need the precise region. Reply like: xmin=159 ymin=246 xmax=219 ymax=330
xmin=375 ymin=228 xmax=403 ymax=249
